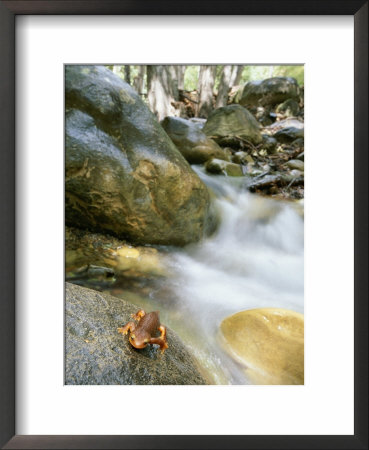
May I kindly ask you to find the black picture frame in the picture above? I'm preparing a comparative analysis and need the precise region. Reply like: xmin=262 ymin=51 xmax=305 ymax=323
xmin=0 ymin=1 xmax=367 ymax=449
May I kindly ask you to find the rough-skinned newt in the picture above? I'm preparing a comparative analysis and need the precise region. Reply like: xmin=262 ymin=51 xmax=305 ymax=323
xmin=118 ymin=310 xmax=169 ymax=353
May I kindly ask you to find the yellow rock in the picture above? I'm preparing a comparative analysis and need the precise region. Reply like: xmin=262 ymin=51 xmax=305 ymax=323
xmin=116 ymin=246 xmax=140 ymax=259
xmin=220 ymin=308 xmax=304 ymax=385
xmin=107 ymin=245 xmax=166 ymax=277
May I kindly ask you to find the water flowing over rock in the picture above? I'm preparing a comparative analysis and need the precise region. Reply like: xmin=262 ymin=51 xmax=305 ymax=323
xmin=65 ymin=65 xmax=215 ymax=246
xmin=220 ymin=308 xmax=304 ymax=385
xmin=235 ymin=77 xmax=300 ymax=107
xmin=65 ymin=283 xmax=208 ymax=385
xmin=161 ymin=116 xmax=229 ymax=164
xmin=203 ymin=105 xmax=262 ymax=145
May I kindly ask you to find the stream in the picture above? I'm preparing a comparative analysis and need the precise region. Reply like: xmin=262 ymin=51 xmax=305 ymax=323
xmin=66 ymin=167 xmax=304 ymax=384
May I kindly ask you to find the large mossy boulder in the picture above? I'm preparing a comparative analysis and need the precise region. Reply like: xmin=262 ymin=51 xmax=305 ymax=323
xmin=220 ymin=308 xmax=304 ymax=385
xmin=203 ymin=105 xmax=262 ymax=145
xmin=65 ymin=65 xmax=215 ymax=246
xmin=235 ymin=77 xmax=300 ymax=107
xmin=65 ymin=282 xmax=208 ymax=385
xmin=161 ymin=116 xmax=229 ymax=164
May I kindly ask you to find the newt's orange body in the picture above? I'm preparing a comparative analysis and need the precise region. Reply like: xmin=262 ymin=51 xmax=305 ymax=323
xmin=118 ymin=310 xmax=169 ymax=353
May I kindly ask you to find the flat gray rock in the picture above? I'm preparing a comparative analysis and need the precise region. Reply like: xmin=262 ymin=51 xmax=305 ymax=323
xmin=65 ymin=282 xmax=208 ymax=385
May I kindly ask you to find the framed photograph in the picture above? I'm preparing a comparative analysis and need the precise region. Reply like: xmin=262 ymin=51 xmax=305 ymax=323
xmin=1 ymin=1 xmax=367 ymax=449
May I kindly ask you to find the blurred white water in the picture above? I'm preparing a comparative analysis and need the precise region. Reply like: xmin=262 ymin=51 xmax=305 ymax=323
xmin=161 ymin=167 xmax=304 ymax=384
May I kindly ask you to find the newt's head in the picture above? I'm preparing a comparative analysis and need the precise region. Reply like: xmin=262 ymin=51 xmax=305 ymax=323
xmin=129 ymin=332 xmax=150 ymax=349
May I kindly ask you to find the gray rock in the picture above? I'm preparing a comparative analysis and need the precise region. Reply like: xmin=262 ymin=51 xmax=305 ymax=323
xmin=232 ymin=151 xmax=249 ymax=164
xmin=266 ymin=117 xmax=304 ymax=131
xmin=264 ymin=118 xmax=304 ymax=143
xmin=65 ymin=282 xmax=208 ymax=385
xmin=203 ymin=105 xmax=262 ymax=145
xmin=286 ymin=160 xmax=304 ymax=171
xmin=235 ymin=77 xmax=300 ymax=107
xmin=65 ymin=65 xmax=215 ymax=246
xmin=291 ymin=138 xmax=304 ymax=149
xmin=188 ymin=117 xmax=207 ymax=129
xmin=297 ymin=151 xmax=304 ymax=161
xmin=276 ymin=98 xmax=300 ymax=117
xmin=289 ymin=169 xmax=303 ymax=177
xmin=261 ymin=134 xmax=278 ymax=153
xmin=205 ymin=158 xmax=244 ymax=177
xmin=161 ymin=116 xmax=229 ymax=164
xmin=274 ymin=127 xmax=304 ymax=143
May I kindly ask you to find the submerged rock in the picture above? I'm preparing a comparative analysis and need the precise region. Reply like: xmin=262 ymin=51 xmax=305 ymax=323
xmin=65 ymin=65 xmax=215 ymax=246
xmin=205 ymin=158 xmax=244 ymax=177
xmin=203 ymin=105 xmax=262 ymax=145
xmin=235 ymin=77 xmax=300 ymax=107
xmin=220 ymin=308 xmax=304 ymax=385
xmin=161 ymin=116 xmax=229 ymax=164
xmin=65 ymin=282 xmax=208 ymax=385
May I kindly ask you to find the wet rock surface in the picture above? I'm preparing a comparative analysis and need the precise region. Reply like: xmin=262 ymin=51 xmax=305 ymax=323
xmin=220 ymin=308 xmax=304 ymax=385
xmin=65 ymin=65 xmax=215 ymax=246
xmin=65 ymin=282 xmax=208 ymax=385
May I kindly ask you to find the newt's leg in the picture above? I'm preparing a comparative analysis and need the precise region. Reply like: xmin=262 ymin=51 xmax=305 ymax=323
xmin=117 ymin=321 xmax=136 ymax=335
xmin=131 ymin=309 xmax=146 ymax=322
xmin=149 ymin=326 xmax=169 ymax=353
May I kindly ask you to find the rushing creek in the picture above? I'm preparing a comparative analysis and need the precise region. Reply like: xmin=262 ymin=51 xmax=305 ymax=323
xmin=66 ymin=166 xmax=304 ymax=384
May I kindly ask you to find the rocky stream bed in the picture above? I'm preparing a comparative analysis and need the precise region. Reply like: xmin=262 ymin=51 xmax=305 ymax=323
xmin=65 ymin=66 xmax=304 ymax=385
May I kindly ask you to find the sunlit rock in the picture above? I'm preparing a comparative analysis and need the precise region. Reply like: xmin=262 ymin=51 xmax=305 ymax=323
xmin=220 ymin=308 xmax=304 ymax=385
xmin=203 ymin=105 xmax=262 ymax=145
xmin=65 ymin=65 xmax=215 ymax=246
xmin=104 ymin=245 xmax=167 ymax=277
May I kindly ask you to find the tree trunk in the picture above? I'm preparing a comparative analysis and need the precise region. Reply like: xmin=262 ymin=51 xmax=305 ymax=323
xmin=112 ymin=65 xmax=121 ymax=76
xmin=230 ymin=65 xmax=244 ymax=87
xmin=167 ymin=65 xmax=179 ymax=100
xmin=147 ymin=65 xmax=178 ymax=121
xmin=215 ymin=65 xmax=233 ymax=108
xmin=176 ymin=66 xmax=186 ymax=91
xmin=133 ymin=65 xmax=146 ymax=95
xmin=197 ymin=65 xmax=216 ymax=118
xmin=124 ymin=66 xmax=131 ymax=84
